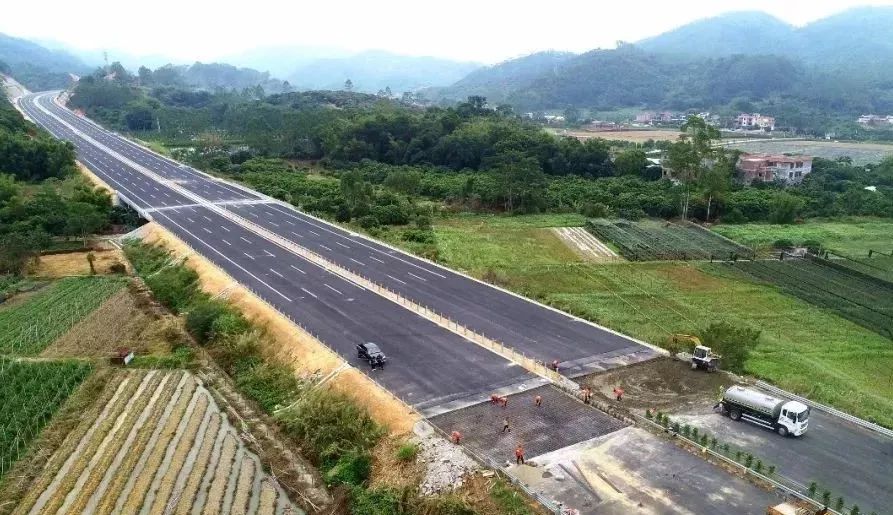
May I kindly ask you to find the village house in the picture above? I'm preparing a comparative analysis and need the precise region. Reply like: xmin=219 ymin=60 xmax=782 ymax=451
xmin=736 ymin=113 xmax=776 ymax=131
xmin=736 ymin=153 xmax=812 ymax=185
xmin=857 ymin=114 xmax=893 ymax=127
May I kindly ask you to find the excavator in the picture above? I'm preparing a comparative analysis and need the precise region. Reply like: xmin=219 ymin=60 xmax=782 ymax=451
xmin=672 ymin=334 xmax=721 ymax=372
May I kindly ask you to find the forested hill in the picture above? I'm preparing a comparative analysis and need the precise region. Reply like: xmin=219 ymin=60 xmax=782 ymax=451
xmin=288 ymin=50 xmax=481 ymax=94
xmin=430 ymin=7 xmax=893 ymax=122
xmin=0 ymin=33 xmax=87 ymax=91
xmin=142 ymin=62 xmax=290 ymax=94
xmin=426 ymin=51 xmax=576 ymax=103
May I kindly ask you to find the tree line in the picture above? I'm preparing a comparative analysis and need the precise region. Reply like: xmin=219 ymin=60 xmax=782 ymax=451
xmin=0 ymin=89 xmax=131 ymax=274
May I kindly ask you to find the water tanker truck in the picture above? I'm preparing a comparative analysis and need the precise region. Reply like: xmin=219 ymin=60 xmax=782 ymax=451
xmin=719 ymin=386 xmax=810 ymax=437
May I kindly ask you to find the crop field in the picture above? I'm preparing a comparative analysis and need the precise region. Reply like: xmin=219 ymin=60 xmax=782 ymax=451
xmin=728 ymin=139 xmax=893 ymax=166
xmin=387 ymin=215 xmax=893 ymax=425
xmin=0 ymin=277 xmax=125 ymax=355
xmin=0 ymin=359 xmax=92 ymax=478
xmin=12 ymin=369 xmax=299 ymax=515
xmin=716 ymin=257 xmax=893 ymax=339
xmin=829 ymin=253 xmax=893 ymax=284
xmin=713 ymin=218 xmax=893 ymax=255
xmin=587 ymin=219 xmax=752 ymax=261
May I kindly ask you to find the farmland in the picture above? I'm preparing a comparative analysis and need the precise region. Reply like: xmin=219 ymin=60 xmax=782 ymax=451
xmin=727 ymin=139 xmax=893 ymax=166
xmin=713 ymin=257 xmax=893 ymax=339
xmin=586 ymin=218 xmax=752 ymax=261
xmin=11 ymin=369 xmax=299 ymax=515
xmin=0 ymin=359 xmax=92 ymax=479
xmin=713 ymin=218 xmax=893 ymax=255
xmin=830 ymin=253 xmax=893 ymax=283
xmin=0 ymin=277 xmax=125 ymax=355
xmin=382 ymin=213 xmax=893 ymax=426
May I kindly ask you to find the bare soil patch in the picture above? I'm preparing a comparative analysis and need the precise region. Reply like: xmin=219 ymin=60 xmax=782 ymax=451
xmin=561 ymin=129 xmax=681 ymax=143
xmin=580 ymin=357 xmax=730 ymax=414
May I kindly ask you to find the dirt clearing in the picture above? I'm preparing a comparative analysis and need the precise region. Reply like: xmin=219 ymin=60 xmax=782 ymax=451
xmin=580 ymin=357 xmax=730 ymax=414
xmin=30 ymin=249 xmax=128 ymax=277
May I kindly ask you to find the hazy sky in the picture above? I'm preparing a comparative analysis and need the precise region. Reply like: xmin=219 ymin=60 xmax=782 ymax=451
xmin=3 ymin=0 xmax=892 ymax=64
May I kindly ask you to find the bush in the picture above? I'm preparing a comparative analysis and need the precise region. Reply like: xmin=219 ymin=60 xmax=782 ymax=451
xmin=396 ymin=442 xmax=419 ymax=462
xmin=324 ymin=450 xmax=372 ymax=486
xmin=144 ymin=265 xmax=200 ymax=313
xmin=720 ymin=207 xmax=747 ymax=224
xmin=107 ymin=260 xmax=127 ymax=274
xmin=768 ymin=193 xmax=804 ymax=224
xmin=802 ymin=239 xmax=824 ymax=254
xmin=772 ymin=238 xmax=795 ymax=249
xmin=209 ymin=311 xmax=250 ymax=339
xmin=277 ymin=387 xmax=383 ymax=468
xmin=349 ymin=486 xmax=401 ymax=515
xmin=580 ymin=201 xmax=612 ymax=218
xmin=235 ymin=362 xmax=304 ymax=412
xmin=185 ymin=299 xmax=230 ymax=344
xmin=357 ymin=215 xmax=380 ymax=229
xmin=210 ymin=329 xmax=263 ymax=374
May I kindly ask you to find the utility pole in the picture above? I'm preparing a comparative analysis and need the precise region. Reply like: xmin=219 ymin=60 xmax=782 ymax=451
xmin=103 ymin=51 xmax=109 ymax=71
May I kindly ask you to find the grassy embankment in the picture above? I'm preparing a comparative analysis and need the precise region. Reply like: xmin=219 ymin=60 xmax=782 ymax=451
xmin=381 ymin=213 xmax=893 ymax=428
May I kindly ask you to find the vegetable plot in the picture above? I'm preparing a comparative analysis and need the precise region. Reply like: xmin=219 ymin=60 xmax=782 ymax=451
xmin=0 ymin=359 xmax=92 ymax=478
xmin=0 ymin=277 xmax=125 ymax=355
xmin=587 ymin=219 xmax=753 ymax=261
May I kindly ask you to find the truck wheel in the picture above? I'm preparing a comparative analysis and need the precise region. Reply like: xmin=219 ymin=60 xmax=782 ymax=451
xmin=777 ymin=426 xmax=788 ymax=437
xmin=729 ymin=410 xmax=741 ymax=421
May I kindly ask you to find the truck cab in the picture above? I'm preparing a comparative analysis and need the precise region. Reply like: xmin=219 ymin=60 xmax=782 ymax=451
xmin=777 ymin=401 xmax=810 ymax=436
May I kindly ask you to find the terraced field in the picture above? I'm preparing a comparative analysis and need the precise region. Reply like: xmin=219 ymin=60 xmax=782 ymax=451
xmin=716 ymin=257 xmax=893 ymax=339
xmin=0 ymin=277 xmax=125 ymax=355
xmin=829 ymin=253 xmax=893 ymax=284
xmin=12 ymin=370 xmax=300 ymax=515
xmin=587 ymin=219 xmax=753 ymax=261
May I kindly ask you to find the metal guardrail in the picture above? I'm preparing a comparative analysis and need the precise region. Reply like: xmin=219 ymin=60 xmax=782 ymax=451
xmin=755 ymin=381 xmax=893 ymax=439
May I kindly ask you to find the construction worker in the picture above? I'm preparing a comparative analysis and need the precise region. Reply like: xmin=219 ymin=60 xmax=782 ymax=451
xmin=515 ymin=445 xmax=525 ymax=465
xmin=491 ymin=394 xmax=500 ymax=405
xmin=613 ymin=386 xmax=624 ymax=402
xmin=549 ymin=360 xmax=560 ymax=371
xmin=581 ymin=387 xmax=592 ymax=404
xmin=502 ymin=417 xmax=511 ymax=433
xmin=451 ymin=430 xmax=462 ymax=444
xmin=534 ymin=395 xmax=542 ymax=407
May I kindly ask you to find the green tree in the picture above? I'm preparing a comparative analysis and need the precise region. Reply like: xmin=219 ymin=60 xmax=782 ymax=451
xmin=768 ymin=192 xmax=804 ymax=224
xmin=614 ymin=149 xmax=648 ymax=177
xmin=665 ymin=116 xmax=721 ymax=220
xmin=490 ymin=151 xmax=546 ymax=213
xmin=698 ymin=322 xmax=760 ymax=374
xmin=344 ymin=79 xmax=354 ymax=91
xmin=65 ymin=202 xmax=106 ymax=246
xmin=701 ymin=151 xmax=734 ymax=222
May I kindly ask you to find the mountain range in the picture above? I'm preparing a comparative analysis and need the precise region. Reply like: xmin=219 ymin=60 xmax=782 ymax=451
xmin=429 ymin=6 xmax=893 ymax=119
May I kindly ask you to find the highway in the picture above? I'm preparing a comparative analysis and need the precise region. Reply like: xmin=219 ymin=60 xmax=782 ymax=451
xmin=18 ymin=91 xmax=542 ymax=414
xmin=20 ymin=91 xmax=658 ymax=378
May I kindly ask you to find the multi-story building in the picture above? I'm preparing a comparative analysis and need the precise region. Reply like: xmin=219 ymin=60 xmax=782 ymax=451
xmin=736 ymin=153 xmax=812 ymax=184
xmin=736 ymin=113 xmax=776 ymax=131
xmin=857 ymin=114 xmax=893 ymax=127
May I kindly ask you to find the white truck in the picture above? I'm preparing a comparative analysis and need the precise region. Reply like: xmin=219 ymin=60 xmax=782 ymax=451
xmin=719 ymin=386 xmax=810 ymax=437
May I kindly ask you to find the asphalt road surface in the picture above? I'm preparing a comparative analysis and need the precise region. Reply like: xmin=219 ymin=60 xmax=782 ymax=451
xmin=18 ymin=92 xmax=539 ymax=413
xmin=679 ymin=401 xmax=893 ymax=515
xmin=20 ymin=92 xmax=657 ymax=377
